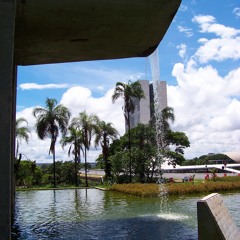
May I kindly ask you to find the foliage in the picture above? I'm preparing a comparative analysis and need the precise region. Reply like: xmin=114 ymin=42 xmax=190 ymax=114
xmin=111 ymin=183 xmax=160 ymax=197
xmin=108 ymin=121 xmax=189 ymax=181
xmin=71 ymin=110 xmax=99 ymax=187
xmin=16 ymin=160 xmax=42 ymax=187
xmin=109 ymin=150 xmax=129 ymax=182
xmin=33 ymin=98 xmax=71 ymax=187
xmin=182 ymin=153 xmax=233 ymax=166
xmin=110 ymin=176 xmax=240 ymax=197
xmin=95 ymin=154 xmax=104 ymax=169
xmin=94 ymin=121 xmax=119 ymax=179
xmin=61 ymin=127 xmax=84 ymax=186
xmin=112 ymin=80 xmax=145 ymax=183
xmin=15 ymin=117 xmax=30 ymax=157
xmin=41 ymin=161 xmax=81 ymax=186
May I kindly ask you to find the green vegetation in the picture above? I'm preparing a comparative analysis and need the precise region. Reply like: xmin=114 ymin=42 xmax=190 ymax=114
xmin=111 ymin=183 xmax=160 ymax=197
xmin=16 ymin=82 xmax=191 ymax=188
xmin=112 ymin=80 xmax=145 ymax=183
xmin=94 ymin=121 xmax=119 ymax=180
xmin=33 ymin=98 xmax=71 ymax=188
xmin=15 ymin=160 xmax=101 ymax=189
xmin=182 ymin=153 xmax=233 ymax=166
xmin=107 ymin=120 xmax=190 ymax=183
xmin=15 ymin=117 xmax=30 ymax=158
xmin=110 ymin=176 xmax=240 ymax=197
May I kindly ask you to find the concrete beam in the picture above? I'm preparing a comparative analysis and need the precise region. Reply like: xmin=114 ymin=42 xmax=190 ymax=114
xmin=0 ymin=1 xmax=17 ymax=239
xmin=14 ymin=0 xmax=181 ymax=65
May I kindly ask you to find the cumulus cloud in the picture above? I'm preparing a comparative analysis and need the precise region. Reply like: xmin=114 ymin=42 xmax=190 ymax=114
xmin=20 ymin=83 xmax=73 ymax=90
xmin=192 ymin=15 xmax=240 ymax=38
xmin=17 ymin=86 xmax=125 ymax=163
xmin=169 ymin=61 xmax=240 ymax=158
xmin=192 ymin=15 xmax=240 ymax=63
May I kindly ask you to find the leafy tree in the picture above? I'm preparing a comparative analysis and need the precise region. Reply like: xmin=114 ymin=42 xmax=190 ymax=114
xmin=71 ymin=110 xmax=99 ymax=187
xmin=95 ymin=154 xmax=104 ymax=169
xmin=112 ymin=80 xmax=145 ymax=182
xmin=16 ymin=160 xmax=42 ymax=187
xmin=94 ymin=121 xmax=119 ymax=179
xmin=109 ymin=150 xmax=130 ymax=183
xmin=152 ymin=106 xmax=190 ymax=167
xmin=40 ymin=161 xmax=80 ymax=186
xmin=61 ymin=127 xmax=84 ymax=186
xmin=15 ymin=117 xmax=30 ymax=158
xmin=130 ymin=123 xmax=157 ymax=182
xmin=33 ymin=98 xmax=71 ymax=187
xmin=108 ymin=124 xmax=157 ymax=182
xmin=163 ymin=130 xmax=190 ymax=166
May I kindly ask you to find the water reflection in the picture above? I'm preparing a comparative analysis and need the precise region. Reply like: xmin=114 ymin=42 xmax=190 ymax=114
xmin=12 ymin=189 xmax=240 ymax=240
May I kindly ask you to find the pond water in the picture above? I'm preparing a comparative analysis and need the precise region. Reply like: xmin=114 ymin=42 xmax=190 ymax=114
xmin=12 ymin=189 xmax=240 ymax=240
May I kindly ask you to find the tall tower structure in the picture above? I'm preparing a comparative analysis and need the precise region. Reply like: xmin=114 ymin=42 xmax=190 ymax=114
xmin=127 ymin=80 xmax=167 ymax=131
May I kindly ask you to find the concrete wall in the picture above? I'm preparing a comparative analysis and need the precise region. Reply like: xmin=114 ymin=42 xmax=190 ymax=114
xmin=0 ymin=1 xmax=17 ymax=239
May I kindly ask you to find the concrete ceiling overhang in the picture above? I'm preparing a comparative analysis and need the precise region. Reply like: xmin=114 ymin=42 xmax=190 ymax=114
xmin=14 ymin=0 xmax=181 ymax=66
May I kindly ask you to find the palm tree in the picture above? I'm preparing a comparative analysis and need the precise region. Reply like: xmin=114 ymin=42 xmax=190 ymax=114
xmin=33 ymin=98 xmax=71 ymax=188
xmin=61 ymin=127 xmax=84 ymax=187
xmin=15 ymin=117 xmax=30 ymax=158
xmin=71 ymin=110 xmax=99 ymax=187
xmin=161 ymin=106 xmax=175 ymax=132
xmin=94 ymin=121 xmax=119 ymax=180
xmin=159 ymin=106 xmax=175 ymax=149
xmin=112 ymin=80 xmax=145 ymax=182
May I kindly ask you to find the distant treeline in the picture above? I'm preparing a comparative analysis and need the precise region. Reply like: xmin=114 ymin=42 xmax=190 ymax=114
xmin=181 ymin=154 xmax=234 ymax=166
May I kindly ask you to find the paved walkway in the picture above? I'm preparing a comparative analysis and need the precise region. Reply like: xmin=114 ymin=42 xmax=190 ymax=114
xmin=162 ymin=172 xmax=239 ymax=180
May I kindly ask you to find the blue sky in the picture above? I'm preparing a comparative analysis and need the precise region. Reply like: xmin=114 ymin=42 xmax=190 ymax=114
xmin=16 ymin=0 xmax=240 ymax=163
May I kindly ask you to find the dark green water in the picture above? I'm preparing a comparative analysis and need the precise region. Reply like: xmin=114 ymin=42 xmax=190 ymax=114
xmin=12 ymin=189 xmax=240 ymax=240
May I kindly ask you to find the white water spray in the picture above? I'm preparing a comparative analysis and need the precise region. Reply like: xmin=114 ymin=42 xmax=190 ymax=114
xmin=149 ymin=49 xmax=165 ymax=175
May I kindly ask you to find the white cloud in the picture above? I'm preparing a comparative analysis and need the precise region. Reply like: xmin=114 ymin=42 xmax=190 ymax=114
xmin=177 ymin=25 xmax=193 ymax=37
xmin=179 ymin=5 xmax=188 ymax=12
xmin=192 ymin=15 xmax=240 ymax=38
xmin=194 ymin=37 xmax=240 ymax=63
xmin=233 ymin=7 xmax=240 ymax=18
xmin=17 ymin=86 xmax=125 ymax=163
xmin=169 ymin=60 xmax=240 ymax=158
xmin=177 ymin=43 xmax=187 ymax=58
xmin=20 ymin=83 xmax=72 ymax=90
xmin=192 ymin=15 xmax=240 ymax=63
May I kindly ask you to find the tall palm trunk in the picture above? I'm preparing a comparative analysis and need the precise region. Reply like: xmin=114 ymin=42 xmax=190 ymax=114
xmin=84 ymin=147 xmax=88 ymax=187
xmin=74 ymin=144 xmax=78 ymax=187
xmin=127 ymin=111 xmax=132 ymax=183
xmin=53 ymin=148 xmax=56 ymax=188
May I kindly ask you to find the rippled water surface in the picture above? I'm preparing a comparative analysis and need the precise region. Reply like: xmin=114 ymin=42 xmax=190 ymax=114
xmin=12 ymin=189 xmax=240 ymax=240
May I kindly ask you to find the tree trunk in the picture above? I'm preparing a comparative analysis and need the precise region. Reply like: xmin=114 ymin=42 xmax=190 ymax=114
xmin=53 ymin=148 xmax=56 ymax=188
xmin=84 ymin=147 xmax=88 ymax=187
xmin=74 ymin=145 xmax=78 ymax=187
xmin=127 ymin=111 xmax=132 ymax=183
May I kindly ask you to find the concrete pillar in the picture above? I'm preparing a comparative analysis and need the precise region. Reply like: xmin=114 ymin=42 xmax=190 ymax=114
xmin=0 ymin=1 xmax=16 ymax=239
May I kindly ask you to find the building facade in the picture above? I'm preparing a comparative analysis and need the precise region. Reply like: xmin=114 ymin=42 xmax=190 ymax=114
xmin=127 ymin=80 xmax=167 ymax=131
